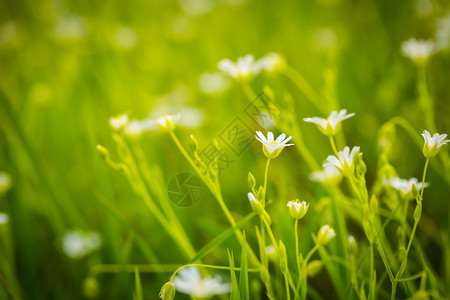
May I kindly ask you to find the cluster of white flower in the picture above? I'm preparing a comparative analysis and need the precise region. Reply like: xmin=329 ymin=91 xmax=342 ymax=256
xmin=173 ymin=267 xmax=230 ymax=298
xmin=401 ymin=38 xmax=435 ymax=64
xmin=384 ymin=176 xmax=428 ymax=199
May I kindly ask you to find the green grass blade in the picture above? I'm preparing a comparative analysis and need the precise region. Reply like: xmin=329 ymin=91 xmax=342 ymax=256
xmin=133 ymin=267 xmax=143 ymax=300
xmin=189 ymin=212 xmax=256 ymax=263
xmin=227 ymin=249 xmax=240 ymax=300
xmin=240 ymin=232 xmax=249 ymax=300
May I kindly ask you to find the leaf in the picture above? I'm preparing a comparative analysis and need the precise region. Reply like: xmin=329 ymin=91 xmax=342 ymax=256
xmin=133 ymin=267 xmax=143 ymax=300
xmin=239 ymin=232 xmax=249 ymax=300
xmin=227 ymin=249 xmax=241 ymax=300
xmin=189 ymin=212 xmax=256 ymax=263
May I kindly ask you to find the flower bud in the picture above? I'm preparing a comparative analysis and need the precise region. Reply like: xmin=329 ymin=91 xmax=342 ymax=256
xmin=157 ymin=115 xmax=178 ymax=132
xmin=248 ymin=172 xmax=256 ymax=190
xmin=346 ymin=235 xmax=357 ymax=256
xmin=411 ymin=183 xmax=419 ymax=199
xmin=189 ymin=134 xmax=198 ymax=152
xmin=287 ymin=199 xmax=309 ymax=220
xmin=414 ymin=201 xmax=422 ymax=222
xmin=307 ymin=260 xmax=323 ymax=277
xmin=82 ymin=277 xmax=100 ymax=299
xmin=370 ymin=195 xmax=378 ymax=213
xmin=248 ymin=193 xmax=264 ymax=216
xmin=159 ymin=282 xmax=176 ymax=300
xmin=278 ymin=240 xmax=288 ymax=274
xmin=317 ymin=225 xmax=336 ymax=245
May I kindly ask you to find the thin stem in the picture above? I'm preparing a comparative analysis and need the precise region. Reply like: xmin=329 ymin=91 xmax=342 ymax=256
xmin=329 ymin=135 xmax=339 ymax=157
xmin=262 ymin=158 xmax=271 ymax=206
xmin=420 ymin=159 xmax=429 ymax=200
xmin=295 ymin=219 xmax=301 ymax=276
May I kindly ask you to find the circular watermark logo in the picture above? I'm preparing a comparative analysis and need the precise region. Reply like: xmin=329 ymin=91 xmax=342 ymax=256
xmin=167 ymin=172 xmax=203 ymax=207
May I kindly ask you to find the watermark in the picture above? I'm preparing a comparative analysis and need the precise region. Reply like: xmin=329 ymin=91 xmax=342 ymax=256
xmin=197 ymin=91 xmax=282 ymax=177
xmin=167 ymin=172 xmax=203 ymax=207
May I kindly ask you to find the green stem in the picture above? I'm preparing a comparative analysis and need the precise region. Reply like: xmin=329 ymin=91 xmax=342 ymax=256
xmin=418 ymin=65 xmax=436 ymax=133
xmin=329 ymin=136 xmax=339 ymax=157
xmin=262 ymin=158 xmax=271 ymax=206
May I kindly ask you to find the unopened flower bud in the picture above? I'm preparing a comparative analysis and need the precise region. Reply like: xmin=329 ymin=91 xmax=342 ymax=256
xmin=189 ymin=134 xmax=198 ymax=152
xmin=248 ymin=193 xmax=264 ymax=216
xmin=287 ymin=199 xmax=309 ymax=219
xmin=317 ymin=225 xmax=336 ymax=245
xmin=278 ymin=240 xmax=288 ymax=274
xmin=157 ymin=115 xmax=178 ymax=132
xmin=346 ymin=235 xmax=357 ymax=256
xmin=307 ymin=260 xmax=323 ymax=277
xmin=159 ymin=282 xmax=176 ymax=300
xmin=82 ymin=277 xmax=100 ymax=299
xmin=248 ymin=172 xmax=256 ymax=190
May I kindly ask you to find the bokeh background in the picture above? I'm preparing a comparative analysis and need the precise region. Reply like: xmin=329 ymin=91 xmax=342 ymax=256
xmin=0 ymin=0 xmax=449 ymax=299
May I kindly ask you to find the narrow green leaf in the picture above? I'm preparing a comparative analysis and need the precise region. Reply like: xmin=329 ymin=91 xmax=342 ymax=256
xmin=240 ymin=232 xmax=249 ymax=300
xmin=189 ymin=212 xmax=256 ymax=263
xmin=133 ymin=267 xmax=143 ymax=300
xmin=227 ymin=249 xmax=241 ymax=300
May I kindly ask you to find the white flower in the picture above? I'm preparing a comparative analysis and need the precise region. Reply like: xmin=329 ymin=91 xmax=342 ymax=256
xmin=304 ymin=109 xmax=355 ymax=136
xmin=156 ymin=114 xmax=179 ymax=132
xmin=0 ymin=212 xmax=9 ymax=225
xmin=0 ymin=172 xmax=12 ymax=194
xmin=309 ymin=165 xmax=342 ymax=184
xmin=387 ymin=176 xmax=429 ymax=199
xmin=287 ymin=199 xmax=309 ymax=219
xmin=255 ymin=53 xmax=285 ymax=73
xmin=62 ymin=230 xmax=102 ymax=259
xmin=317 ymin=225 xmax=336 ymax=245
xmin=218 ymin=55 xmax=259 ymax=79
xmin=198 ymin=72 xmax=231 ymax=94
xmin=255 ymin=131 xmax=294 ymax=159
xmin=173 ymin=267 xmax=230 ymax=298
xmin=324 ymin=146 xmax=361 ymax=175
xmin=401 ymin=38 xmax=434 ymax=64
xmin=421 ymin=130 xmax=450 ymax=158
xmin=109 ymin=114 xmax=129 ymax=130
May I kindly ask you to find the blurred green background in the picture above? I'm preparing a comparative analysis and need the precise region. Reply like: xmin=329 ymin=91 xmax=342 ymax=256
xmin=0 ymin=0 xmax=449 ymax=299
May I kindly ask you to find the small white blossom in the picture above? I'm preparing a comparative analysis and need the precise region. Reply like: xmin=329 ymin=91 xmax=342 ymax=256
xmin=309 ymin=165 xmax=342 ymax=184
xmin=401 ymin=38 xmax=434 ymax=64
xmin=156 ymin=114 xmax=179 ymax=132
xmin=198 ymin=72 xmax=230 ymax=94
xmin=317 ymin=225 xmax=336 ymax=245
xmin=324 ymin=146 xmax=361 ymax=175
xmin=287 ymin=199 xmax=309 ymax=219
xmin=386 ymin=176 xmax=428 ymax=199
xmin=0 ymin=212 xmax=9 ymax=225
xmin=109 ymin=114 xmax=129 ymax=130
xmin=421 ymin=130 xmax=449 ymax=158
xmin=255 ymin=53 xmax=285 ymax=73
xmin=62 ymin=230 xmax=102 ymax=259
xmin=173 ymin=267 xmax=230 ymax=298
xmin=218 ymin=55 xmax=259 ymax=79
xmin=304 ymin=109 xmax=355 ymax=136
xmin=255 ymin=131 xmax=294 ymax=159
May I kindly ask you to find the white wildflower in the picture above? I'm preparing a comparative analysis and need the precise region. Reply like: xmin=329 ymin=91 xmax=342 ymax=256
xmin=218 ymin=55 xmax=259 ymax=79
xmin=401 ymin=38 xmax=434 ymax=64
xmin=62 ymin=230 xmax=102 ymax=259
xmin=386 ymin=176 xmax=428 ymax=199
xmin=109 ymin=114 xmax=129 ymax=130
xmin=156 ymin=114 xmax=179 ymax=132
xmin=421 ymin=130 xmax=449 ymax=158
xmin=173 ymin=267 xmax=230 ymax=298
xmin=0 ymin=212 xmax=9 ymax=225
xmin=309 ymin=165 xmax=342 ymax=184
xmin=287 ymin=199 xmax=309 ymax=219
xmin=255 ymin=131 xmax=294 ymax=159
xmin=255 ymin=53 xmax=285 ymax=73
xmin=198 ymin=72 xmax=230 ymax=94
xmin=304 ymin=109 xmax=355 ymax=136
xmin=324 ymin=146 xmax=361 ymax=175
xmin=317 ymin=225 xmax=336 ymax=245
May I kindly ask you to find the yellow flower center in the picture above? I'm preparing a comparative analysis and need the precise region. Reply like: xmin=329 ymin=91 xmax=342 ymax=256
xmin=270 ymin=141 xmax=279 ymax=145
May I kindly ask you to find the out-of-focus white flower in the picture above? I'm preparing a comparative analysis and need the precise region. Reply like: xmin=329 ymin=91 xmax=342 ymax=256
xmin=255 ymin=131 xmax=294 ymax=159
xmin=304 ymin=109 xmax=355 ymax=136
xmin=156 ymin=114 xmax=179 ymax=132
xmin=109 ymin=114 xmax=129 ymax=130
xmin=324 ymin=146 xmax=361 ymax=175
xmin=314 ymin=28 xmax=337 ymax=50
xmin=421 ymin=130 xmax=450 ymax=158
xmin=317 ymin=225 xmax=336 ymax=245
xmin=436 ymin=14 xmax=450 ymax=50
xmin=62 ymin=230 xmax=102 ymax=259
xmin=0 ymin=172 xmax=12 ymax=194
xmin=218 ymin=55 xmax=259 ymax=79
xmin=173 ymin=267 xmax=230 ymax=298
xmin=401 ymin=38 xmax=434 ymax=64
xmin=287 ymin=199 xmax=309 ymax=219
xmin=178 ymin=0 xmax=214 ymax=16
xmin=53 ymin=15 xmax=86 ymax=40
xmin=114 ymin=27 xmax=136 ymax=49
xmin=0 ymin=212 xmax=9 ymax=225
xmin=385 ymin=176 xmax=428 ymax=199
xmin=255 ymin=53 xmax=285 ymax=73
xmin=309 ymin=165 xmax=342 ymax=184
xmin=198 ymin=72 xmax=231 ymax=94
